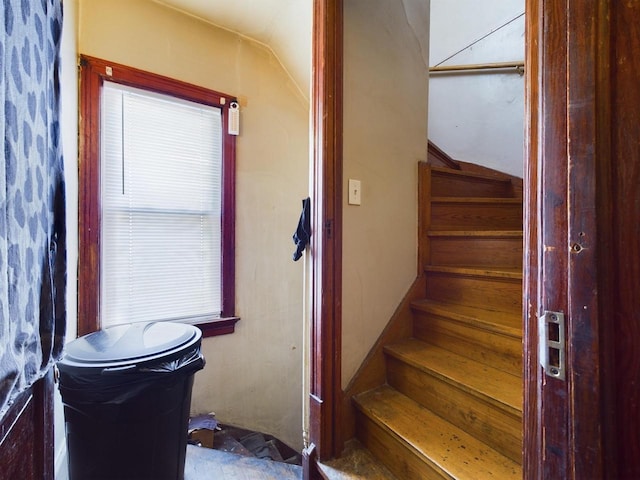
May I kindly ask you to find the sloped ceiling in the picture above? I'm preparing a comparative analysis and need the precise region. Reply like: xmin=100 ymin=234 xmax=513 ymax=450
xmin=153 ymin=0 xmax=312 ymax=97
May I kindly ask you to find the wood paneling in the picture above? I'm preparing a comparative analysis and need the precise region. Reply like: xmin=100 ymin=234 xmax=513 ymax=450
xmin=0 ymin=373 xmax=54 ymax=480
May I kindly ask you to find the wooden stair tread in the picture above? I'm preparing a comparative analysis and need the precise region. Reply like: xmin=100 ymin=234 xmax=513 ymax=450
xmin=385 ymin=339 xmax=522 ymax=415
xmin=427 ymin=230 xmax=523 ymax=238
xmin=424 ymin=264 xmax=522 ymax=280
xmin=431 ymin=197 xmax=522 ymax=204
xmin=355 ymin=386 xmax=521 ymax=479
xmin=411 ymin=299 xmax=522 ymax=338
xmin=430 ymin=165 xmax=513 ymax=183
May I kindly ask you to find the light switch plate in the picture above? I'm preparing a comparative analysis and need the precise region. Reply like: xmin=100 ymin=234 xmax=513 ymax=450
xmin=348 ymin=179 xmax=361 ymax=205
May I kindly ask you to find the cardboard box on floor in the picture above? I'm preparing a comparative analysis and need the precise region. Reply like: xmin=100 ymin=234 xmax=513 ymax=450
xmin=188 ymin=413 xmax=218 ymax=448
xmin=188 ymin=428 xmax=215 ymax=448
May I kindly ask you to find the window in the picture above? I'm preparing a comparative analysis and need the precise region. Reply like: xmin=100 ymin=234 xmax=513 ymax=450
xmin=79 ymin=56 xmax=238 ymax=337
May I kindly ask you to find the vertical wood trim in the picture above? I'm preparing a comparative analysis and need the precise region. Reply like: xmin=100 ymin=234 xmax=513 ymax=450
xmin=220 ymin=106 xmax=237 ymax=319
xmin=310 ymin=0 xmax=343 ymax=462
xmin=537 ymin=2 xmax=571 ymax=478
xmin=33 ymin=371 xmax=54 ymax=480
xmin=523 ymin=1 xmax=541 ymax=477
xmin=607 ymin=2 xmax=640 ymax=476
xmin=526 ymin=1 xmax=611 ymax=478
xmin=78 ymin=57 xmax=102 ymax=337
xmin=594 ymin=0 xmax=615 ymax=475
xmin=418 ymin=162 xmax=432 ymax=272
xmin=565 ymin=1 xmax=606 ymax=477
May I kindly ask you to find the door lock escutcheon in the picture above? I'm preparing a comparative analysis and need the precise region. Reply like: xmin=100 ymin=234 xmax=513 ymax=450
xmin=539 ymin=311 xmax=566 ymax=380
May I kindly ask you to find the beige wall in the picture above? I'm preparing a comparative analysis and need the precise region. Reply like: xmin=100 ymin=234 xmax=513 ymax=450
xmin=78 ymin=0 xmax=309 ymax=449
xmin=342 ymin=0 xmax=429 ymax=387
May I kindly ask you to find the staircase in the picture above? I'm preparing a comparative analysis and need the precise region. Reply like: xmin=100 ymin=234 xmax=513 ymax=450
xmin=352 ymin=163 xmax=523 ymax=479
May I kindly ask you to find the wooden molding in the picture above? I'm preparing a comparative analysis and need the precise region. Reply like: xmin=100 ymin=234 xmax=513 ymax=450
xmin=427 ymin=140 xmax=462 ymax=170
xmin=309 ymin=0 xmax=344 ymax=463
xmin=523 ymin=1 xmax=541 ymax=477
xmin=197 ymin=317 xmax=241 ymax=338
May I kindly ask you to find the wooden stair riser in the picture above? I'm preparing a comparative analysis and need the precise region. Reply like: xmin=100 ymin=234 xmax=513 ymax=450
xmin=431 ymin=171 xmax=513 ymax=199
xmin=386 ymin=355 xmax=522 ymax=463
xmin=430 ymin=201 xmax=523 ymax=230
xmin=355 ymin=411 xmax=445 ymax=480
xmin=413 ymin=311 xmax=522 ymax=376
xmin=425 ymin=272 xmax=522 ymax=314
xmin=429 ymin=235 xmax=523 ymax=268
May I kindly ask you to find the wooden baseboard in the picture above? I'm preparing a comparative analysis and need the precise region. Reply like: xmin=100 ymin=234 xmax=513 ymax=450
xmin=341 ymin=275 xmax=427 ymax=443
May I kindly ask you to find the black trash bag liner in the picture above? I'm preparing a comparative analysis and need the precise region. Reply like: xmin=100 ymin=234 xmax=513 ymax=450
xmin=58 ymin=347 xmax=205 ymax=406
xmin=57 ymin=322 xmax=205 ymax=406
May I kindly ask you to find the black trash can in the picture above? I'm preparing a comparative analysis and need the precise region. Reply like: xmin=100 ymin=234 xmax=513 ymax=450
xmin=57 ymin=322 xmax=205 ymax=480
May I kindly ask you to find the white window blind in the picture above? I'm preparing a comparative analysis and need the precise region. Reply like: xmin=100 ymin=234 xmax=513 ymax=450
xmin=100 ymin=82 xmax=222 ymax=327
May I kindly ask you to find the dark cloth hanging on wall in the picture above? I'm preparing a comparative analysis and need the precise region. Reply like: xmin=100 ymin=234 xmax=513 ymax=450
xmin=0 ymin=0 xmax=66 ymax=417
xmin=292 ymin=197 xmax=311 ymax=261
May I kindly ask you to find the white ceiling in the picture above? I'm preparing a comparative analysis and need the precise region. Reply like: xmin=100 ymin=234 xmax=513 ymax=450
xmin=153 ymin=0 xmax=312 ymax=97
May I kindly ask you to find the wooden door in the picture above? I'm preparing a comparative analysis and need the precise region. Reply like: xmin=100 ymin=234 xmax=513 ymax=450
xmin=524 ymin=0 xmax=640 ymax=478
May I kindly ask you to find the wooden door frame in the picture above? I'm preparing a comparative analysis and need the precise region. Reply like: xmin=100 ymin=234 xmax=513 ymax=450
xmin=306 ymin=0 xmax=344 ymax=471
xmin=311 ymin=0 xmax=613 ymax=477
xmin=524 ymin=0 xmax=611 ymax=478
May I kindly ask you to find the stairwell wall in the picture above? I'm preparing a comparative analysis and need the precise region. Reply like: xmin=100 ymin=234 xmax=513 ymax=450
xmin=428 ymin=0 xmax=525 ymax=178
xmin=342 ymin=0 xmax=430 ymax=388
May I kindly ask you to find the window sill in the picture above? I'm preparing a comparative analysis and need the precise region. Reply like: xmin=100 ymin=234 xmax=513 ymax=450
xmin=196 ymin=317 xmax=240 ymax=338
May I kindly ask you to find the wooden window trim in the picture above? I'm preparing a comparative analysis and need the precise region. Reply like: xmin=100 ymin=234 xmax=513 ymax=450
xmin=78 ymin=55 xmax=238 ymax=338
